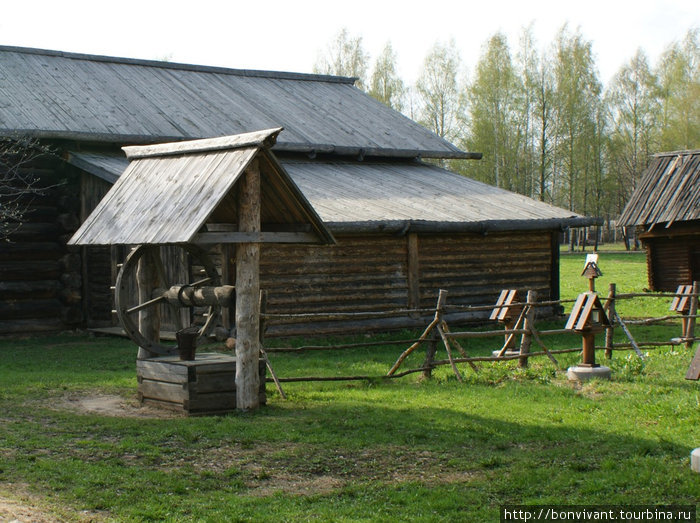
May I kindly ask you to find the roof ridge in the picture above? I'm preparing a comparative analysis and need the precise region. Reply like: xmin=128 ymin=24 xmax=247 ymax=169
xmin=0 ymin=44 xmax=357 ymax=85
xmin=654 ymin=149 xmax=700 ymax=157
xmin=122 ymin=128 xmax=283 ymax=160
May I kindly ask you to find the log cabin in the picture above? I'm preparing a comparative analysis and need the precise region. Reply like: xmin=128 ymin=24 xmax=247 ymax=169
xmin=619 ymin=150 xmax=700 ymax=291
xmin=0 ymin=45 xmax=597 ymax=335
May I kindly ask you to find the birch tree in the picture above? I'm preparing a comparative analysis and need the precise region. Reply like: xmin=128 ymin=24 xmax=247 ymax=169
xmin=369 ymin=42 xmax=406 ymax=111
xmin=313 ymin=28 xmax=369 ymax=89
xmin=415 ymin=39 xmax=465 ymax=143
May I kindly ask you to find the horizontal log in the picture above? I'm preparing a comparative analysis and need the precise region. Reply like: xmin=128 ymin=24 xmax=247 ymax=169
xmin=0 ymin=241 xmax=62 ymax=261
xmin=60 ymin=306 xmax=83 ymax=324
xmin=60 ymin=272 xmax=82 ymax=289
xmin=0 ymin=280 xmax=61 ymax=299
xmin=0 ymin=318 xmax=65 ymax=334
xmin=59 ymin=253 xmax=81 ymax=272
xmin=0 ymin=299 xmax=62 ymax=319
xmin=160 ymin=285 xmax=235 ymax=307
xmin=264 ymin=338 xmax=423 ymax=353
xmin=194 ymin=231 xmax=320 ymax=244
xmin=0 ymin=261 xmax=61 ymax=281
xmin=5 ymin=222 xmax=62 ymax=241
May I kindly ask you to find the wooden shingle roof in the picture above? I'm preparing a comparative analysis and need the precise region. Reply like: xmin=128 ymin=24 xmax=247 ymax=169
xmin=68 ymin=129 xmax=335 ymax=246
xmin=0 ymin=45 xmax=472 ymax=160
xmin=619 ymin=150 xmax=700 ymax=227
xmin=68 ymin=150 xmax=595 ymax=235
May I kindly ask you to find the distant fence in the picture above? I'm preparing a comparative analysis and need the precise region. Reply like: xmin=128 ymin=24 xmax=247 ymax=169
xmin=259 ymin=282 xmax=699 ymax=392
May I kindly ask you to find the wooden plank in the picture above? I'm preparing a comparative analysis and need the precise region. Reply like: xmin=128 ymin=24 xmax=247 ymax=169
xmin=575 ymin=294 xmax=597 ymax=331
xmin=685 ymin=347 xmax=700 ymax=380
xmin=194 ymin=373 xmax=236 ymax=393
xmin=671 ymin=284 xmax=693 ymax=312
xmin=137 ymin=360 xmax=190 ymax=382
xmin=139 ymin=379 xmax=188 ymax=403
xmin=565 ymin=293 xmax=588 ymax=330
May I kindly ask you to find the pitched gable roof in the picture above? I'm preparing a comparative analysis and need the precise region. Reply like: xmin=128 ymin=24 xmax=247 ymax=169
xmin=68 ymin=149 xmax=593 ymax=235
xmin=619 ymin=150 xmax=700 ymax=227
xmin=0 ymin=45 xmax=473 ymax=160
xmin=68 ymin=129 xmax=335 ymax=246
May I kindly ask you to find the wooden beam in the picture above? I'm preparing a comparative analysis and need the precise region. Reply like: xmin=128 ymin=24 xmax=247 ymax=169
xmin=235 ymin=159 xmax=262 ymax=410
xmin=193 ymin=231 xmax=319 ymax=244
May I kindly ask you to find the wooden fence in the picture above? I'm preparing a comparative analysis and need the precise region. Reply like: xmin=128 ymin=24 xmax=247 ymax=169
xmin=259 ymin=282 xmax=700 ymax=393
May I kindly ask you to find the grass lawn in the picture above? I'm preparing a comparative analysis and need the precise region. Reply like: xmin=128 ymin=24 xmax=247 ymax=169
xmin=1 ymin=252 xmax=698 ymax=521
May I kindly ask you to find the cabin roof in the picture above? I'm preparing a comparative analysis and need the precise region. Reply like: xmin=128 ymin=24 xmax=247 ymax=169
xmin=0 ymin=45 xmax=471 ymax=160
xmin=619 ymin=150 xmax=700 ymax=227
xmin=68 ymin=148 xmax=594 ymax=235
xmin=68 ymin=129 xmax=335 ymax=246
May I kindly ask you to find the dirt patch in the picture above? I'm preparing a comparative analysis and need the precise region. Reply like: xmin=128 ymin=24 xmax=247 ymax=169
xmin=0 ymin=487 xmax=102 ymax=523
xmin=0 ymin=495 xmax=55 ymax=523
xmin=60 ymin=394 xmax=179 ymax=419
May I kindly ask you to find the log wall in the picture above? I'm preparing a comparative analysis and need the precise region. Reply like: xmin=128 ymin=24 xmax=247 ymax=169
xmin=0 ymin=158 xmax=83 ymax=335
xmin=642 ymin=224 xmax=700 ymax=291
xmin=257 ymin=231 xmax=558 ymax=335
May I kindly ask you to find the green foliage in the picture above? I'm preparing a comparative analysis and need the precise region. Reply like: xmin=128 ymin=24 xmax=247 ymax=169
xmin=465 ymin=32 xmax=521 ymax=190
xmin=316 ymin=25 xmax=698 ymax=233
xmin=415 ymin=39 xmax=465 ymax=142
xmin=368 ymin=42 xmax=406 ymax=112
xmin=313 ymin=28 xmax=369 ymax=89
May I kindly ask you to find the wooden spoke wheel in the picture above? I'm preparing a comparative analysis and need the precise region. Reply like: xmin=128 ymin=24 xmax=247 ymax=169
xmin=115 ymin=244 xmax=221 ymax=356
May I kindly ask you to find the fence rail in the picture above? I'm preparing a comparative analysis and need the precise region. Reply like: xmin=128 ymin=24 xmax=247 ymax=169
xmin=259 ymin=281 xmax=700 ymax=391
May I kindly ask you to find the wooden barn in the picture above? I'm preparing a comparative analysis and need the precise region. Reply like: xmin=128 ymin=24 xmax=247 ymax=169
xmin=0 ymin=45 xmax=596 ymax=336
xmin=619 ymin=150 xmax=700 ymax=291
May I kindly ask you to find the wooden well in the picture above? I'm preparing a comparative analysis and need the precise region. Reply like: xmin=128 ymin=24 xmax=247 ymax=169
xmin=137 ymin=353 xmax=266 ymax=415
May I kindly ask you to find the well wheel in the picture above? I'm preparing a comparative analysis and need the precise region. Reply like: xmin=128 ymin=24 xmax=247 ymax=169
xmin=114 ymin=244 xmax=221 ymax=356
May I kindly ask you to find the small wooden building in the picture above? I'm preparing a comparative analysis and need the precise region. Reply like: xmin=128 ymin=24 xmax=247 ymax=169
xmin=619 ymin=150 xmax=700 ymax=291
xmin=0 ymin=46 xmax=597 ymax=335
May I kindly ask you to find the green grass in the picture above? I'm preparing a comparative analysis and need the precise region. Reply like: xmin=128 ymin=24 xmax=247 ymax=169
xmin=0 ymin=252 xmax=698 ymax=521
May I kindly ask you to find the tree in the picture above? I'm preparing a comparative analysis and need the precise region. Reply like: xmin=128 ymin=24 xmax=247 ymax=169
xmin=465 ymin=32 xmax=521 ymax=189
xmin=0 ymin=137 xmax=54 ymax=241
xmin=415 ymin=39 xmax=465 ymax=143
xmin=521 ymin=28 xmax=558 ymax=203
xmin=551 ymin=26 xmax=602 ymax=214
xmin=368 ymin=42 xmax=405 ymax=111
xmin=313 ymin=28 xmax=369 ymax=89
xmin=606 ymin=49 xmax=659 ymax=205
xmin=655 ymin=28 xmax=700 ymax=151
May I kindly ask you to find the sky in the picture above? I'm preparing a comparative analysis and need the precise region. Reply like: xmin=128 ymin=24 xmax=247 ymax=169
xmin=1 ymin=0 xmax=698 ymax=87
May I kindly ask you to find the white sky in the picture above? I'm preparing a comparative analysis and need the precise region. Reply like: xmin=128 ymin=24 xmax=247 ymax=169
xmin=1 ymin=0 xmax=698 ymax=86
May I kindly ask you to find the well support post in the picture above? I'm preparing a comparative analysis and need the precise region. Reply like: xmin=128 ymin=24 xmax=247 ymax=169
xmin=235 ymin=160 xmax=262 ymax=410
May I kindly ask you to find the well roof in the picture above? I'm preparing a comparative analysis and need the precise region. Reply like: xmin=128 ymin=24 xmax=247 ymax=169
xmin=68 ymin=129 xmax=335 ymax=245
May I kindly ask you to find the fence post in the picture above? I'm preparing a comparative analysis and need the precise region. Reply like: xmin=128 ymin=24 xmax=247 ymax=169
xmin=519 ymin=290 xmax=536 ymax=368
xmin=421 ymin=329 xmax=439 ymax=380
xmin=687 ymin=281 xmax=699 ymax=349
xmin=604 ymin=283 xmax=616 ymax=359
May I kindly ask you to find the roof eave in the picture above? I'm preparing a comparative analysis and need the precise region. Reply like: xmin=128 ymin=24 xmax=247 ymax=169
xmin=327 ymin=217 xmax=602 ymax=235
xmin=1 ymin=130 xmax=481 ymax=160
